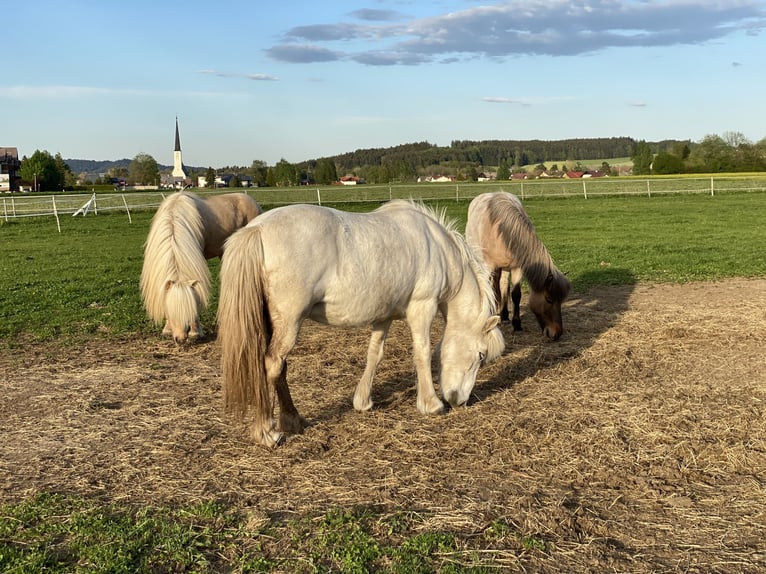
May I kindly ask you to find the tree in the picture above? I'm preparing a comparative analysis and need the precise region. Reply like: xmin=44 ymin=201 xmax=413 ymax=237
xmin=250 ymin=160 xmax=268 ymax=187
xmin=128 ymin=153 xmax=159 ymax=185
xmin=313 ymin=158 xmax=338 ymax=185
xmin=274 ymin=159 xmax=298 ymax=186
xmin=205 ymin=167 xmax=216 ymax=188
xmin=631 ymin=140 xmax=653 ymax=175
xmin=20 ymin=150 xmax=62 ymax=191
xmin=651 ymin=152 xmax=683 ymax=174
xmin=496 ymin=160 xmax=510 ymax=180
xmin=54 ymin=153 xmax=76 ymax=188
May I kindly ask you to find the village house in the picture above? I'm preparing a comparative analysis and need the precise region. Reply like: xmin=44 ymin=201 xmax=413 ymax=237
xmin=0 ymin=147 xmax=21 ymax=192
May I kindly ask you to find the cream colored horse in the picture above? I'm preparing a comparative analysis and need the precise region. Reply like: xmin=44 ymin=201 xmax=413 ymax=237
xmin=218 ymin=200 xmax=504 ymax=446
xmin=466 ymin=191 xmax=570 ymax=341
xmin=140 ymin=191 xmax=262 ymax=343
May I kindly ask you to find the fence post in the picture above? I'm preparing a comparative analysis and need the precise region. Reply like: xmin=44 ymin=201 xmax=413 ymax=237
xmin=317 ymin=187 xmax=321 ymax=206
xmin=121 ymin=194 xmax=132 ymax=223
xmin=521 ymin=182 xmax=524 ymax=200
xmin=52 ymin=196 xmax=61 ymax=233
xmin=647 ymin=180 xmax=651 ymax=198
xmin=3 ymin=198 xmax=6 ymax=222
xmin=710 ymin=177 xmax=714 ymax=196
xmin=11 ymin=196 xmax=16 ymax=217
xmin=583 ymin=180 xmax=587 ymax=199
xmin=456 ymin=184 xmax=459 ymax=203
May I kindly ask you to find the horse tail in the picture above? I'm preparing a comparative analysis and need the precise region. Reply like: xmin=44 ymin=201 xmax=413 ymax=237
xmin=218 ymin=226 xmax=271 ymax=431
xmin=140 ymin=193 xmax=210 ymax=330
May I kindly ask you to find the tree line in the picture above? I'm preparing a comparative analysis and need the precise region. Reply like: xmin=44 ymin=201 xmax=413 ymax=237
xmin=16 ymin=132 xmax=766 ymax=191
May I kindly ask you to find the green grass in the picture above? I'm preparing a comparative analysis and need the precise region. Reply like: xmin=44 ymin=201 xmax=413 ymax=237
xmin=0 ymin=494 xmax=541 ymax=572
xmin=1 ymin=192 xmax=765 ymax=344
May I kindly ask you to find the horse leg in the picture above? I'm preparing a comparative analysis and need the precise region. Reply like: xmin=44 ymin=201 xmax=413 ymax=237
xmin=273 ymin=359 xmax=308 ymax=435
xmin=188 ymin=319 xmax=204 ymax=342
xmin=493 ymin=270 xmax=509 ymax=322
xmin=353 ymin=320 xmax=392 ymax=411
xmin=510 ymin=267 xmax=523 ymax=332
xmin=265 ymin=322 xmax=307 ymax=438
xmin=407 ymin=306 xmax=444 ymax=415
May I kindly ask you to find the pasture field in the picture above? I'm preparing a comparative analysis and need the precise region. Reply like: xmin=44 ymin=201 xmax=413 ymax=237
xmin=1 ymin=191 xmax=764 ymax=343
xmin=1 ymin=191 xmax=765 ymax=572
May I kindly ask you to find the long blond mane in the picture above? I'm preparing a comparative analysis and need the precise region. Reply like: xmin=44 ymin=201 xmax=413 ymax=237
xmin=140 ymin=193 xmax=211 ymax=324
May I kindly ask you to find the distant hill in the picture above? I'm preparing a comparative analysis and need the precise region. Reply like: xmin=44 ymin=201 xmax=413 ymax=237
xmin=65 ymin=137 xmax=687 ymax=176
xmin=65 ymin=158 xmax=208 ymax=178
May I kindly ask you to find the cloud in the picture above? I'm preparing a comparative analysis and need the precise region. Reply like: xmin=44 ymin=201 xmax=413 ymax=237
xmin=265 ymin=44 xmax=341 ymax=63
xmin=0 ymin=84 xmax=245 ymax=100
xmin=197 ymin=69 xmax=278 ymax=81
xmin=266 ymin=0 xmax=766 ymax=66
xmin=349 ymin=9 xmax=406 ymax=22
xmin=482 ymin=95 xmax=574 ymax=106
xmin=0 ymin=85 xmax=147 ymax=99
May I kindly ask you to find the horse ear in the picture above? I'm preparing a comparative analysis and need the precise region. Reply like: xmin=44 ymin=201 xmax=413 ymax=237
xmin=485 ymin=315 xmax=500 ymax=333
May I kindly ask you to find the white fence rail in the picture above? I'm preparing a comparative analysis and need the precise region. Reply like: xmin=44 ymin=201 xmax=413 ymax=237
xmin=3 ymin=176 xmax=766 ymax=232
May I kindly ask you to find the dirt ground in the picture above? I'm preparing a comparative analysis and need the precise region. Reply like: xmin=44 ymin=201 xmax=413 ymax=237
xmin=1 ymin=279 xmax=764 ymax=572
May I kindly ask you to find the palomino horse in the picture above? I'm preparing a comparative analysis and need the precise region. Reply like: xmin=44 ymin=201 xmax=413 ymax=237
xmin=140 ymin=191 xmax=262 ymax=343
xmin=218 ymin=200 xmax=505 ymax=446
xmin=466 ymin=191 xmax=570 ymax=341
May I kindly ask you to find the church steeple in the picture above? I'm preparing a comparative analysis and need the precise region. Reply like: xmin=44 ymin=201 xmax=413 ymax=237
xmin=172 ymin=117 xmax=186 ymax=179
xmin=174 ymin=117 xmax=181 ymax=152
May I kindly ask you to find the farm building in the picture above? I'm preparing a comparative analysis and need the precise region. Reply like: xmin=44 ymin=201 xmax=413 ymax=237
xmin=0 ymin=147 xmax=21 ymax=192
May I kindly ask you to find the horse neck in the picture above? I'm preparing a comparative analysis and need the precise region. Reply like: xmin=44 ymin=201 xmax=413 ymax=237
xmin=444 ymin=254 xmax=492 ymax=328
xmin=502 ymin=220 xmax=556 ymax=292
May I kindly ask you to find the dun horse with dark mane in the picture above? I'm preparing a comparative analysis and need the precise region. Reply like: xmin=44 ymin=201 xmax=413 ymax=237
xmin=140 ymin=191 xmax=262 ymax=343
xmin=466 ymin=191 xmax=570 ymax=340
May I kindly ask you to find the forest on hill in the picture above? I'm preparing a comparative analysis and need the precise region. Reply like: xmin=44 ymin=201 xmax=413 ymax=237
xmin=49 ymin=132 xmax=766 ymax=189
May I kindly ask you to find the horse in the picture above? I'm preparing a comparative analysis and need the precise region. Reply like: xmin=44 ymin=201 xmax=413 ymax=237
xmin=140 ymin=191 xmax=262 ymax=343
xmin=217 ymin=199 xmax=505 ymax=447
xmin=465 ymin=191 xmax=570 ymax=341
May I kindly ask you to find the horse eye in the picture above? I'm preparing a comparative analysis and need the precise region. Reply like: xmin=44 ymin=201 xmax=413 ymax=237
xmin=545 ymin=297 xmax=554 ymax=305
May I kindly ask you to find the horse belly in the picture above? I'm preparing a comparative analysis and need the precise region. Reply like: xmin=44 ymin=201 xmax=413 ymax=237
xmin=309 ymin=292 xmax=407 ymax=327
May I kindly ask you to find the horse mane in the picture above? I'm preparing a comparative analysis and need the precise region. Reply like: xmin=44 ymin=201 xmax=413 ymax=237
xmin=140 ymin=192 xmax=210 ymax=323
xmin=486 ymin=193 xmax=567 ymax=294
xmin=380 ymin=199 xmax=498 ymax=316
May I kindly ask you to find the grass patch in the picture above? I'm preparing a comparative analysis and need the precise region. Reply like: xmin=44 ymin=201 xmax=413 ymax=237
xmin=0 ymin=494 xmax=546 ymax=573
xmin=1 ymin=192 xmax=764 ymax=345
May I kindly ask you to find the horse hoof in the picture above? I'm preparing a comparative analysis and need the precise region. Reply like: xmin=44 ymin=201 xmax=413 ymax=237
xmin=511 ymin=319 xmax=522 ymax=332
xmin=417 ymin=397 xmax=445 ymax=416
xmin=279 ymin=414 xmax=308 ymax=434
xmin=255 ymin=428 xmax=285 ymax=448
xmin=353 ymin=395 xmax=373 ymax=412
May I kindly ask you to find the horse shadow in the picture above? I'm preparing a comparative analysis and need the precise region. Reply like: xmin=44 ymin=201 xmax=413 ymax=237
xmin=302 ymin=267 xmax=635 ymax=423
xmin=470 ymin=267 xmax=637 ymax=402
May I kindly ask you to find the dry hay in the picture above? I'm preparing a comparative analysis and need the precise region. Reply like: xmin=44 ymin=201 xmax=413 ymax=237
xmin=1 ymin=279 xmax=765 ymax=572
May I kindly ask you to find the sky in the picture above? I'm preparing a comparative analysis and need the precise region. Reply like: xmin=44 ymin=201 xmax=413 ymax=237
xmin=5 ymin=0 xmax=766 ymax=168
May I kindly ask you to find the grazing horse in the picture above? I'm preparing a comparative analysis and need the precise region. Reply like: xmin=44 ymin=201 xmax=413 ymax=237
xmin=466 ymin=191 xmax=570 ymax=341
xmin=140 ymin=191 xmax=262 ymax=343
xmin=218 ymin=200 xmax=505 ymax=446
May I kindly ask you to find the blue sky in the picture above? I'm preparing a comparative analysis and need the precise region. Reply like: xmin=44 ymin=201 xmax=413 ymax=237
xmin=5 ymin=0 xmax=766 ymax=168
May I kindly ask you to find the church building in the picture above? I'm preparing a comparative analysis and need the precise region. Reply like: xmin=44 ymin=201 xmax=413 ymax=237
xmin=161 ymin=118 xmax=191 ymax=189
